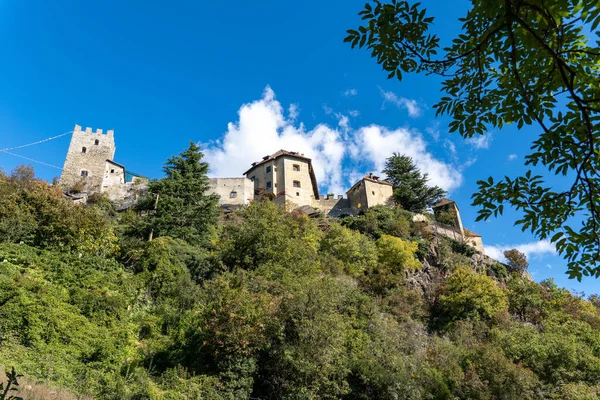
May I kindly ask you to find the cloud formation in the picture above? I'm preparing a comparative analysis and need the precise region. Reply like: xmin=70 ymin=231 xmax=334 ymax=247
xmin=204 ymin=86 xmax=462 ymax=195
xmin=343 ymin=88 xmax=358 ymax=97
xmin=379 ymin=87 xmax=422 ymax=118
xmin=485 ymin=240 xmax=557 ymax=262
xmin=467 ymin=133 xmax=493 ymax=149
xmin=356 ymin=125 xmax=462 ymax=191
xmin=508 ymin=153 xmax=518 ymax=161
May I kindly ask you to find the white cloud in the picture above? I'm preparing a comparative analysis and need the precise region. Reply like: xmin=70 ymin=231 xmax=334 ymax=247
xmin=444 ymin=139 xmax=457 ymax=157
xmin=348 ymin=110 xmax=360 ymax=117
xmin=204 ymin=87 xmax=346 ymax=195
xmin=204 ymin=86 xmax=462 ymax=195
xmin=343 ymin=88 xmax=358 ymax=97
xmin=426 ymin=123 xmax=440 ymax=141
xmin=288 ymin=103 xmax=299 ymax=121
xmin=379 ymin=87 xmax=422 ymax=118
xmin=467 ymin=133 xmax=493 ymax=149
xmin=508 ymin=153 xmax=518 ymax=161
xmin=354 ymin=125 xmax=462 ymax=191
xmin=485 ymin=240 xmax=557 ymax=262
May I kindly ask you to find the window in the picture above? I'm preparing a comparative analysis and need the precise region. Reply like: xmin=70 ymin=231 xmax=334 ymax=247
xmin=293 ymin=180 xmax=301 ymax=188
xmin=110 ymin=169 xmax=115 ymax=173
xmin=250 ymin=176 xmax=255 ymax=182
xmin=296 ymin=192 xmax=300 ymax=196
xmin=94 ymin=139 xmax=99 ymax=145
xmin=266 ymin=181 xmax=272 ymax=189
xmin=293 ymin=164 xmax=300 ymax=171
xmin=81 ymin=147 xmax=87 ymax=153
xmin=266 ymin=166 xmax=272 ymax=173
xmin=230 ymin=191 xmax=237 ymax=198
xmin=372 ymin=191 xmax=375 ymax=195
xmin=81 ymin=170 xmax=88 ymax=177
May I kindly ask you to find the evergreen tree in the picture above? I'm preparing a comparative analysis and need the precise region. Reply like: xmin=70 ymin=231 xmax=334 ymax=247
xmin=137 ymin=142 xmax=219 ymax=245
xmin=383 ymin=153 xmax=446 ymax=212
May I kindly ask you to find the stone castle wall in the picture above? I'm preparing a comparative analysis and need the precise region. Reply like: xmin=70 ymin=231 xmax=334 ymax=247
xmin=60 ymin=125 xmax=115 ymax=192
xmin=206 ymin=177 xmax=254 ymax=206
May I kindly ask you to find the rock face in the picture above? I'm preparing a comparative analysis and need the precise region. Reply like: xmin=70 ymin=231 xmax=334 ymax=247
xmin=109 ymin=182 xmax=149 ymax=211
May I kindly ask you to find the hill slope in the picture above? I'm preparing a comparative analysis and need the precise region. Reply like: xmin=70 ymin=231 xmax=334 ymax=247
xmin=1 ymin=167 xmax=600 ymax=399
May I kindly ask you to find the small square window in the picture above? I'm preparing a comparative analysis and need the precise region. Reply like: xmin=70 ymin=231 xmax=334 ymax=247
xmin=81 ymin=147 xmax=87 ymax=153
xmin=296 ymin=192 xmax=300 ymax=196
xmin=293 ymin=164 xmax=300 ymax=171
xmin=81 ymin=170 xmax=88 ymax=177
xmin=372 ymin=191 xmax=375 ymax=195
xmin=230 ymin=191 xmax=237 ymax=198
xmin=266 ymin=181 xmax=272 ymax=189
xmin=293 ymin=180 xmax=301 ymax=188
xmin=110 ymin=169 xmax=115 ymax=173
xmin=266 ymin=166 xmax=272 ymax=173
xmin=94 ymin=139 xmax=99 ymax=145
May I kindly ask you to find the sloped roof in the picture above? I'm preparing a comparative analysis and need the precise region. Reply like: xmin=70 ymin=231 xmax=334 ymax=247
xmin=106 ymin=159 xmax=126 ymax=170
xmin=346 ymin=174 xmax=393 ymax=193
xmin=464 ymin=228 xmax=481 ymax=237
xmin=433 ymin=198 xmax=457 ymax=208
xmin=243 ymin=150 xmax=320 ymax=200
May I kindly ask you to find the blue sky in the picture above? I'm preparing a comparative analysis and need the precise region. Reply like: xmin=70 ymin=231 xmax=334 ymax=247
xmin=0 ymin=1 xmax=595 ymax=294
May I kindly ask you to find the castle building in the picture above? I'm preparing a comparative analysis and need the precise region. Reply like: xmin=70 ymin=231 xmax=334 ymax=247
xmin=432 ymin=198 xmax=484 ymax=253
xmin=58 ymin=127 xmax=485 ymax=253
xmin=206 ymin=177 xmax=254 ymax=208
xmin=60 ymin=125 xmax=118 ymax=192
xmin=346 ymin=173 xmax=394 ymax=213
xmin=60 ymin=124 xmax=146 ymax=207
xmin=243 ymin=150 xmax=320 ymax=208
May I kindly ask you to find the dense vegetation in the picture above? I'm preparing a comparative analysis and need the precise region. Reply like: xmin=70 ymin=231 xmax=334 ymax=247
xmin=1 ymin=147 xmax=600 ymax=399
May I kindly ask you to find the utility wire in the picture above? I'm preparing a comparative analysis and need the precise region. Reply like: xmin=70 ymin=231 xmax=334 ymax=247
xmin=0 ymin=130 xmax=72 ymax=152
xmin=1 ymin=150 xmax=63 ymax=170
xmin=0 ymin=131 xmax=73 ymax=171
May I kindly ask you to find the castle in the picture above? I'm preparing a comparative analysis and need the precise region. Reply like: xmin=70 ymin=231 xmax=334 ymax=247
xmin=60 ymin=125 xmax=484 ymax=252
xmin=60 ymin=125 xmax=147 ymax=208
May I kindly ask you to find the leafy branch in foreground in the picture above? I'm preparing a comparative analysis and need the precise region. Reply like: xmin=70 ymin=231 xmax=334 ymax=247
xmin=345 ymin=0 xmax=600 ymax=279
xmin=0 ymin=367 xmax=22 ymax=400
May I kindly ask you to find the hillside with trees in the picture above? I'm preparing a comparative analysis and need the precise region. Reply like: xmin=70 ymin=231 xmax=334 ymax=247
xmin=1 ymin=145 xmax=600 ymax=399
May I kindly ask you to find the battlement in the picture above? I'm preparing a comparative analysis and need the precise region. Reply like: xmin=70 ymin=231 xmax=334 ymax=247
xmin=73 ymin=124 xmax=114 ymax=137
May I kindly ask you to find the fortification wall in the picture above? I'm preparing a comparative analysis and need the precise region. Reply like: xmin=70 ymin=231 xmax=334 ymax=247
xmin=206 ymin=177 xmax=254 ymax=206
xmin=60 ymin=125 xmax=116 ymax=192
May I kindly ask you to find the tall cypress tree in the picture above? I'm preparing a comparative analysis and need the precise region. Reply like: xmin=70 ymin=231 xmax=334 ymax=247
xmin=383 ymin=153 xmax=446 ymax=212
xmin=138 ymin=142 xmax=219 ymax=245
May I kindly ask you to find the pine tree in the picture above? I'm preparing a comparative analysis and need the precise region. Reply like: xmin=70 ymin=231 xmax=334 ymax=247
xmin=383 ymin=153 xmax=446 ymax=212
xmin=137 ymin=142 xmax=219 ymax=245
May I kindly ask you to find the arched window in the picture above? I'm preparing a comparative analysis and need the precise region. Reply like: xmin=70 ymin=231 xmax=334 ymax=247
xmin=81 ymin=147 xmax=87 ymax=153
xmin=94 ymin=139 xmax=99 ymax=145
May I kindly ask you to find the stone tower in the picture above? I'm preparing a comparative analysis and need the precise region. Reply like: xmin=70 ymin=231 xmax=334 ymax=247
xmin=60 ymin=124 xmax=116 ymax=192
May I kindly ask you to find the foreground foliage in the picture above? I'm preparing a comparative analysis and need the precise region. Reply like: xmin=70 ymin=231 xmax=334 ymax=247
xmin=1 ymin=165 xmax=600 ymax=399
xmin=345 ymin=0 xmax=600 ymax=280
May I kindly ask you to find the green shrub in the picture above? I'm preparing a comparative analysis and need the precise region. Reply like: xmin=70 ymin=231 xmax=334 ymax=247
xmin=319 ymin=224 xmax=378 ymax=277
xmin=437 ymin=267 xmax=508 ymax=326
